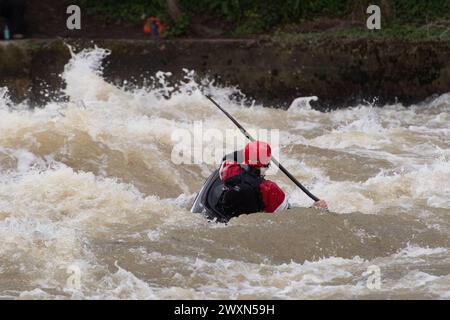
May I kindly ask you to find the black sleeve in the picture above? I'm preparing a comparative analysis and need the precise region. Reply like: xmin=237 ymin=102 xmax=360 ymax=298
xmin=222 ymin=150 xmax=244 ymax=163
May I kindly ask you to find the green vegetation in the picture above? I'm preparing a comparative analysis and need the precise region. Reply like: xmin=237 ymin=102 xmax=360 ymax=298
xmin=315 ymin=24 xmax=450 ymax=41
xmin=270 ymin=25 xmax=450 ymax=48
xmin=75 ymin=0 xmax=166 ymax=24
xmin=74 ymin=0 xmax=450 ymax=38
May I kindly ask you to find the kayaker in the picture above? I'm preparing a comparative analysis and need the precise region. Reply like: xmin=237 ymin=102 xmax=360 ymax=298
xmin=212 ymin=140 xmax=328 ymax=219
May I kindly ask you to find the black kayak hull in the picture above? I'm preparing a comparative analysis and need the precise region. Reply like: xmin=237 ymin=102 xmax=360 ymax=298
xmin=191 ymin=169 xmax=229 ymax=222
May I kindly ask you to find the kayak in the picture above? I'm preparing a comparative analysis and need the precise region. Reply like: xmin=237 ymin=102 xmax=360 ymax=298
xmin=191 ymin=168 xmax=300 ymax=222
xmin=191 ymin=169 xmax=229 ymax=223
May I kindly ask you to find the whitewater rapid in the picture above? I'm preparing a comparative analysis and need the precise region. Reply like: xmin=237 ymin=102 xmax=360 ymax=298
xmin=0 ymin=46 xmax=449 ymax=299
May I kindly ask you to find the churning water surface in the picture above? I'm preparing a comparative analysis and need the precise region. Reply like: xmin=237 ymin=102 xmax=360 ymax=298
xmin=0 ymin=47 xmax=449 ymax=299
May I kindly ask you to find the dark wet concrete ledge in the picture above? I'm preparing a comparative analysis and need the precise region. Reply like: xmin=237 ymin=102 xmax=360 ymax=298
xmin=1 ymin=38 xmax=449 ymax=109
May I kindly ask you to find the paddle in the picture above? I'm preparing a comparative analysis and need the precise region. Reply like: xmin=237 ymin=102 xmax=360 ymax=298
xmin=205 ymin=95 xmax=320 ymax=203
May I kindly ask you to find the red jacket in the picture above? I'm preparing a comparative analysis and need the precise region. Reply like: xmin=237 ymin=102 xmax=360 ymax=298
xmin=219 ymin=161 xmax=287 ymax=213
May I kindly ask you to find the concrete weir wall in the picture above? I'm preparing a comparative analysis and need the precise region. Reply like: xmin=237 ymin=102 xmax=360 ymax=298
xmin=1 ymin=38 xmax=450 ymax=108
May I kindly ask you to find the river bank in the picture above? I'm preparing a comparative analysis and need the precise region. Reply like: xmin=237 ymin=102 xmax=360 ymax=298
xmin=1 ymin=37 xmax=449 ymax=109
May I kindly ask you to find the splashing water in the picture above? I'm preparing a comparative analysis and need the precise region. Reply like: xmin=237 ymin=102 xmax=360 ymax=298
xmin=0 ymin=47 xmax=449 ymax=299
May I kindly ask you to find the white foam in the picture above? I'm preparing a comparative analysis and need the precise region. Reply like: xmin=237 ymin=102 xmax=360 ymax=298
xmin=0 ymin=46 xmax=449 ymax=299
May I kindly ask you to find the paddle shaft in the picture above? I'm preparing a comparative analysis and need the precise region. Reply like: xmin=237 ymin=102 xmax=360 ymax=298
xmin=205 ymin=95 xmax=320 ymax=202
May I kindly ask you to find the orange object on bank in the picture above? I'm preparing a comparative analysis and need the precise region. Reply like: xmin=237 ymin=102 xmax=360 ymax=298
xmin=143 ymin=24 xmax=151 ymax=34
xmin=143 ymin=17 xmax=166 ymax=36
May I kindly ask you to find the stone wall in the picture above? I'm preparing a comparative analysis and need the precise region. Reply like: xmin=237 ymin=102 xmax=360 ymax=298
xmin=1 ymin=38 xmax=449 ymax=108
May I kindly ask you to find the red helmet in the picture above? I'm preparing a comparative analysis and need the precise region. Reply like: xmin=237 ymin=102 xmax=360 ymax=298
xmin=243 ymin=141 xmax=271 ymax=167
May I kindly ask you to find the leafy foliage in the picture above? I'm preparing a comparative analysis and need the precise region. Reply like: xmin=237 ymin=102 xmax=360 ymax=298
xmin=74 ymin=0 xmax=450 ymax=37
xmin=75 ymin=0 xmax=167 ymax=24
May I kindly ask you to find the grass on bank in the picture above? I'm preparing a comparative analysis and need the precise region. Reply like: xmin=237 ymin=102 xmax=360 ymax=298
xmin=270 ymin=24 xmax=450 ymax=44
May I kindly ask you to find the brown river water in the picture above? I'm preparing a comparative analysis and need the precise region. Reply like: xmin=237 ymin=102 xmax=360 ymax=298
xmin=0 ymin=47 xmax=449 ymax=299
